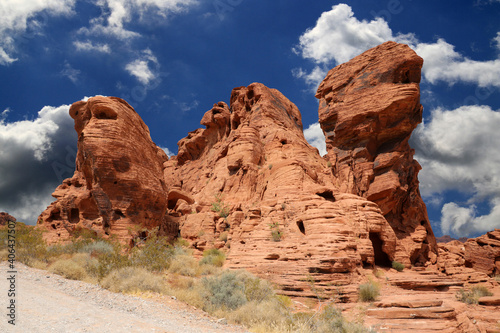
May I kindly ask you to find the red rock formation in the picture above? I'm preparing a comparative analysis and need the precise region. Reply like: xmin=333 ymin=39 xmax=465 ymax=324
xmin=163 ymin=82 xmax=398 ymax=298
xmin=0 ymin=212 xmax=16 ymax=226
xmin=37 ymin=97 xmax=171 ymax=244
xmin=316 ymin=41 xmax=437 ymax=266
xmin=438 ymin=229 xmax=500 ymax=277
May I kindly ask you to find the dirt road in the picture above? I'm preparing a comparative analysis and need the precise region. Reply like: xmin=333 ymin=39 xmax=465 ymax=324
xmin=0 ymin=262 xmax=249 ymax=333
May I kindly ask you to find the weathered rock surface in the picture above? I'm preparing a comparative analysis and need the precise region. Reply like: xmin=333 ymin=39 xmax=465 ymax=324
xmin=0 ymin=212 xmax=16 ymax=225
xmin=316 ymin=41 xmax=437 ymax=266
xmin=37 ymin=97 xmax=172 ymax=244
xmin=438 ymin=229 xmax=500 ymax=277
xmin=164 ymin=82 xmax=397 ymax=298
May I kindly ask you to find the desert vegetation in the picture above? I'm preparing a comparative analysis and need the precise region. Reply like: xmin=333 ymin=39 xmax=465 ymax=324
xmin=456 ymin=285 xmax=493 ymax=304
xmin=1 ymin=222 xmax=376 ymax=332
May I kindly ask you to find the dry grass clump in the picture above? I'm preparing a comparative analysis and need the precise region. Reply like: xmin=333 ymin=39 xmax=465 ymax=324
xmin=358 ymin=280 xmax=380 ymax=302
xmin=199 ymin=248 xmax=226 ymax=267
xmin=100 ymin=266 xmax=166 ymax=294
xmin=49 ymin=258 xmax=89 ymax=281
xmin=129 ymin=231 xmax=174 ymax=272
xmin=0 ymin=222 xmax=48 ymax=266
xmin=456 ymin=285 xmax=493 ymax=304
xmin=169 ymin=254 xmax=199 ymax=277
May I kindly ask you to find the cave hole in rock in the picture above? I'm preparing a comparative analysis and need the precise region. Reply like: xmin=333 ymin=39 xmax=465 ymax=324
xmin=297 ymin=220 xmax=306 ymax=235
xmin=69 ymin=208 xmax=80 ymax=224
xmin=113 ymin=209 xmax=125 ymax=220
xmin=369 ymin=232 xmax=391 ymax=267
xmin=316 ymin=190 xmax=335 ymax=202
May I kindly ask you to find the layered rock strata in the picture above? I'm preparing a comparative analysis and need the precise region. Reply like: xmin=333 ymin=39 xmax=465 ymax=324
xmin=316 ymin=41 xmax=437 ymax=266
xmin=165 ymin=83 xmax=397 ymax=297
xmin=38 ymin=97 xmax=172 ymax=244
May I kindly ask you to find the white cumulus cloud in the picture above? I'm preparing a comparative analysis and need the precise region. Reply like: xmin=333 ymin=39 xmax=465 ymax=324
xmin=294 ymin=4 xmax=393 ymax=65
xmin=304 ymin=122 xmax=326 ymax=156
xmin=294 ymin=4 xmax=500 ymax=89
xmin=415 ymin=38 xmax=500 ymax=87
xmin=411 ymin=105 xmax=500 ymax=236
xmin=73 ymin=40 xmax=111 ymax=53
xmin=0 ymin=0 xmax=76 ymax=64
xmin=78 ymin=0 xmax=198 ymax=40
xmin=125 ymin=49 xmax=159 ymax=85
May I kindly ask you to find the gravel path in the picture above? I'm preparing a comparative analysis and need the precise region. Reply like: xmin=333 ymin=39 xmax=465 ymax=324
xmin=0 ymin=262 xmax=249 ymax=333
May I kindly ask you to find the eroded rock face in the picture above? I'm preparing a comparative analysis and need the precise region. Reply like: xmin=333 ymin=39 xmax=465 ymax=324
xmin=438 ymin=229 xmax=500 ymax=277
xmin=37 ymin=97 xmax=171 ymax=244
xmin=165 ymin=83 xmax=397 ymax=297
xmin=316 ymin=41 xmax=437 ymax=266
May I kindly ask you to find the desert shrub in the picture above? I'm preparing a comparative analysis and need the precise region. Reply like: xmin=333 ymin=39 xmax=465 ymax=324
xmin=373 ymin=268 xmax=384 ymax=278
xmin=243 ymin=275 xmax=275 ymax=302
xmin=456 ymin=285 xmax=493 ymax=304
xmin=359 ymin=281 xmax=380 ymax=302
xmin=211 ymin=194 xmax=230 ymax=219
xmin=95 ymin=249 xmax=130 ymax=280
xmin=202 ymin=271 xmax=247 ymax=311
xmin=392 ymin=261 xmax=405 ymax=272
xmin=227 ymin=298 xmax=288 ymax=328
xmin=219 ymin=231 xmax=229 ymax=242
xmin=130 ymin=233 xmax=174 ymax=272
xmin=79 ymin=240 xmax=115 ymax=256
xmin=168 ymin=254 xmax=199 ymax=277
xmin=200 ymin=248 xmax=226 ymax=267
xmin=174 ymin=237 xmax=190 ymax=248
xmin=269 ymin=222 xmax=282 ymax=242
xmin=49 ymin=258 xmax=88 ymax=281
xmin=100 ymin=266 xmax=165 ymax=294
xmin=0 ymin=222 xmax=48 ymax=266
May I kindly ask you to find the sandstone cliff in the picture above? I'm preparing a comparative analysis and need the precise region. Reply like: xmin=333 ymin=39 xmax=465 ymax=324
xmin=38 ymin=97 xmax=172 ymax=244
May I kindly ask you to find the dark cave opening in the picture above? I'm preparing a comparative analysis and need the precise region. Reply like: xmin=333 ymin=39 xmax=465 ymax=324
xmin=369 ymin=232 xmax=391 ymax=267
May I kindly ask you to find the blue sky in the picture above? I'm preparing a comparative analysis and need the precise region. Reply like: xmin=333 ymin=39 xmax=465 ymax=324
xmin=1 ymin=0 xmax=499 ymax=238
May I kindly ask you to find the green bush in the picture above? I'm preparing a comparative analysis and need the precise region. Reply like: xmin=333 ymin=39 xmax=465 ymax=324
xmin=130 ymin=232 xmax=174 ymax=272
xmin=359 ymin=281 xmax=380 ymax=302
xmin=392 ymin=261 xmax=405 ymax=272
xmin=456 ymin=285 xmax=493 ymax=304
xmin=200 ymin=248 xmax=226 ymax=267
xmin=202 ymin=271 xmax=248 ymax=311
xmin=100 ymin=266 xmax=166 ymax=294
xmin=269 ymin=222 xmax=282 ymax=242
xmin=95 ymin=250 xmax=130 ymax=280
xmin=211 ymin=194 xmax=230 ymax=219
